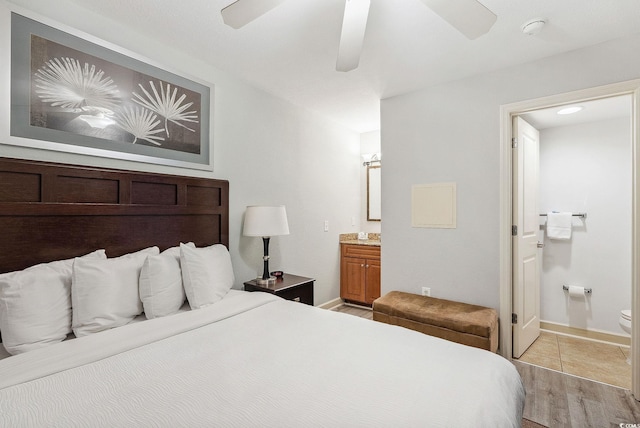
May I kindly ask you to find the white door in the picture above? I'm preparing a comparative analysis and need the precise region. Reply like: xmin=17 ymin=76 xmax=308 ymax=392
xmin=512 ymin=116 xmax=541 ymax=358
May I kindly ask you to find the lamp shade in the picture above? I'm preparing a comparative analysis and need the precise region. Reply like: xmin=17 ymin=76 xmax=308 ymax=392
xmin=243 ymin=205 xmax=290 ymax=237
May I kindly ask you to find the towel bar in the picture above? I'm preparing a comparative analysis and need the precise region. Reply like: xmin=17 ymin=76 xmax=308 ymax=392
xmin=562 ymin=285 xmax=592 ymax=294
xmin=540 ymin=213 xmax=587 ymax=219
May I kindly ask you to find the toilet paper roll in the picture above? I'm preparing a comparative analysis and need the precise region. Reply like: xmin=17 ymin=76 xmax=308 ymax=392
xmin=568 ymin=285 xmax=585 ymax=298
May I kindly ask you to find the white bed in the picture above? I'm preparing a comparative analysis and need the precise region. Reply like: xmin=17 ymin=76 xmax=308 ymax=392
xmin=0 ymin=159 xmax=524 ymax=427
xmin=0 ymin=290 xmax=524 ymax=427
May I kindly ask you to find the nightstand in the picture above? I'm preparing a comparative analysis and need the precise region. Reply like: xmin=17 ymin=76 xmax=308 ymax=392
xmin=243 ymin=273 xmax=315 ymax=306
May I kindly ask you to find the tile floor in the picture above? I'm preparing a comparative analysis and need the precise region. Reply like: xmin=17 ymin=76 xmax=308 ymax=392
xmin=514 ymin=331 xmax=631 ymax=389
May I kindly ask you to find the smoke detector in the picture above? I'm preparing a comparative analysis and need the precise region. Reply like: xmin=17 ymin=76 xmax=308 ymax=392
xmin=521 ymin=18 xmax=546 ymax=36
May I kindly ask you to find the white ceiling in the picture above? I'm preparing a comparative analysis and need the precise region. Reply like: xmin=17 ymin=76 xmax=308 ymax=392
xmin=26 ymin=0 xmax=640 ymax=132
xmin=520 ymin=95 xmax=632 ymax=130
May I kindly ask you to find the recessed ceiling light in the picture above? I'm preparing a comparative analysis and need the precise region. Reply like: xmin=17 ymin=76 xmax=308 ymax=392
xmin=557 ymin=106 xmax=584 ymax=115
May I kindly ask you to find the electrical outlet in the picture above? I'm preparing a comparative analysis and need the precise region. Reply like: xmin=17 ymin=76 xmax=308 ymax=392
xmin=421 ymin=287 xmax=431 ymax=297
xmin=324 ymin=220 xmax=329 ymax=232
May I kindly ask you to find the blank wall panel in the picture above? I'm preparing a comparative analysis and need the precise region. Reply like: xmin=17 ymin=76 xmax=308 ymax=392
xmin=411 ymin=182 xmax=457 ymax=228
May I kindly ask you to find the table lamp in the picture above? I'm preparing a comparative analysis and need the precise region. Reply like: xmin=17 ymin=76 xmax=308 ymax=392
xmin=243 ymin=205 xmax=290 ymax=285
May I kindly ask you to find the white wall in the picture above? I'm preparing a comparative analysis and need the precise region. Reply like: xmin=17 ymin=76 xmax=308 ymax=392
xmin=539 ymin=118 xmax=631 ymax=334
xmin=360 ymin=130 xmax=381 ymax=233
xmin=381 ymin=33 xmax=640 ymax=310
xmin=1 ymin=0 xmax=361 ymax=306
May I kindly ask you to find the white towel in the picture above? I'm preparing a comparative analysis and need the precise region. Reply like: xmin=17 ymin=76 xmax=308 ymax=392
xmin=546 ymin=212 xmax=572 ymax=240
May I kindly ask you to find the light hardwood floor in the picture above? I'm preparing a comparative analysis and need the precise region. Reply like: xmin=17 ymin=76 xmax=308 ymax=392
xmin=331 ymin=303 xmax=373 ymax=319
xmin=330 ymin=304 xmax=640 ymax=427
xmin=515 ymin=360 xmax=640 ymax=427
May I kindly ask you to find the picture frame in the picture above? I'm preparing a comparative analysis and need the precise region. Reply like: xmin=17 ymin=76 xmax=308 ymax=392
xmin=0 ymin=6 xmax=214 ymax=171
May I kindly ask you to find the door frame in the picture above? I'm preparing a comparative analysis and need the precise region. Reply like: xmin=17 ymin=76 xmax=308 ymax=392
xmin=499 ymin=79 xmax=640 ymax=397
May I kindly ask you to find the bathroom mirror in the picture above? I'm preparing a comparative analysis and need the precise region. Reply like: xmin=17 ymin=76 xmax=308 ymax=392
xmin=367 ymin=165 xmax=381 ymax=221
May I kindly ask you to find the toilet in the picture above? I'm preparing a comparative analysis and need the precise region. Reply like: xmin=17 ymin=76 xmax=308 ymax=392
xmin=620 ymin=309 xmax=632 ymax=335
xmin=620 ymin=309 xmax=632 ymax=365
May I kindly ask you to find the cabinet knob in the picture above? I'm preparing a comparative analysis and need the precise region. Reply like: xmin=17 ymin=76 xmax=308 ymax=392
xmin=361 ymin=264 xmax=365 ymax=267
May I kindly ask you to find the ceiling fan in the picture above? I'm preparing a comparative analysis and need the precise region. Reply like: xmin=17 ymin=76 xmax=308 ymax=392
xmin=221 ymin=0 xmax=497 ymax=72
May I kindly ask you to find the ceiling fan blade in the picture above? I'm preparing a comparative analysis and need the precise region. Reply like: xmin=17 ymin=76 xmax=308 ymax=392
xmin=221 ymin=0 xmax=287 ymax=29
xmin=336 ymin=0 xmax=371 ymax=72
xmin=419 ymin=0 xmax=497 ymax=39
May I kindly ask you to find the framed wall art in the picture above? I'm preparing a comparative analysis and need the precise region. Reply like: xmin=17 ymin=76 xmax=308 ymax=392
xmin=2 ymin=8 xmax=213 ymax=170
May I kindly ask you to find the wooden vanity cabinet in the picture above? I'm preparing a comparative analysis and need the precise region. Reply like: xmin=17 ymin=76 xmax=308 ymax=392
xmin=340 ymin=244 xmax=381 ymax=305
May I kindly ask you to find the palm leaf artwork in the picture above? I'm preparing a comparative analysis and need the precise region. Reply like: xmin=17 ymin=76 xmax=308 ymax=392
xmin=113 ymin=105 xmax=165 ymax=146
xmin=34 ymin=57 xmax=120 ymax=112
xmin=132 ymin=81 xmax=199 ymax=138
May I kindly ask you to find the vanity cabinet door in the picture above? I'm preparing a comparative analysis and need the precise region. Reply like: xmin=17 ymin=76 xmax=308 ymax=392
xmin=341 ymin=256 xmax=366 ymax=302
xmin=364 ymin=258 xmax=381 ymax=305
xmin=340 ymin=244 xmax=380 ymax=305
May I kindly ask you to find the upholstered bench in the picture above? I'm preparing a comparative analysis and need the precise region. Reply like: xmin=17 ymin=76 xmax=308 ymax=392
xmin=372 ymin=291 xmax=498 ymax=353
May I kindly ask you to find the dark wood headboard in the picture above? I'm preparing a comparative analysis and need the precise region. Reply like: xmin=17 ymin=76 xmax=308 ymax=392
xmin=0 ymin=158 xmax=229 ymax=274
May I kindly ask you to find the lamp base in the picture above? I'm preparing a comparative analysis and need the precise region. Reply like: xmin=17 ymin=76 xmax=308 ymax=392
xmin=256 ymin=277 xmax=276 ymax=286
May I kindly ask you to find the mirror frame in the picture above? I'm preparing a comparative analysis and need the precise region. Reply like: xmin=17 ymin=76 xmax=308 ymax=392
xmin=367 ymin=165 xmax=381 ymax=221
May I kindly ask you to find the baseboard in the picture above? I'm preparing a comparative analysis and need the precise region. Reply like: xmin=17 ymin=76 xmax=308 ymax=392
xmin=318 ymin=297 xmax=343 ymax=310
xmin=344 ymin=302 xmax=373 ymax=310
xmin=540 ymin=321 xmax=631 ymax=347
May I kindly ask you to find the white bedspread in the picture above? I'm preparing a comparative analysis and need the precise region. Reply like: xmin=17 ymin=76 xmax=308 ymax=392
xmin=0 ymin=291 xmax=524 ymax=427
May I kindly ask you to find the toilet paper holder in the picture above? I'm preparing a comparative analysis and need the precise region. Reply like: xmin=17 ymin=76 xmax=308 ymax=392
xmin=562 ymin=285 xmax=592 ymax=294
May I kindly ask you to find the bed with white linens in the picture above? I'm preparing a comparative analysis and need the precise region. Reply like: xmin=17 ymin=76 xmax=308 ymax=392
xmin=0 ymin=158 xmax=524 ymax=427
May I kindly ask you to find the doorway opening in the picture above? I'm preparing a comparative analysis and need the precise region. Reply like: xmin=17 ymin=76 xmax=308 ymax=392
xmin=499 ymin=79 xmax=640 ymax=397
xmin=514 ymin=95 xmax=632 ymax=389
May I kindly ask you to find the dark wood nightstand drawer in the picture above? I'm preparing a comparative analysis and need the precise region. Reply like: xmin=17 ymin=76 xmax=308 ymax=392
xmin=243 ymin=273 xmax=314 ymax=306
xmin=273 ymin=281 xmax=314 ymax=305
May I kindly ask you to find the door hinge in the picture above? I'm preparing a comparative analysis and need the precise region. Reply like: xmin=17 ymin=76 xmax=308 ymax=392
xmin=512 ymin=313 xmax=517 ymax=324
xmin=512 ymin=138 xmax=518 ymax=148
xmin=512 ymin=225 xmax=517 ymax=236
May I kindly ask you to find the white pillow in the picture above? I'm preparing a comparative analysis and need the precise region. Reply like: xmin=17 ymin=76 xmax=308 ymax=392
xmin=0 ymin=250 xmax=106 ymax=355
xmin=180 ymin=243 xmax=234 ymax=309
xmin=139 ymin=242 xmax=195 ymax=319
xmin=72 ymin=247 xmax=159 ymax=337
